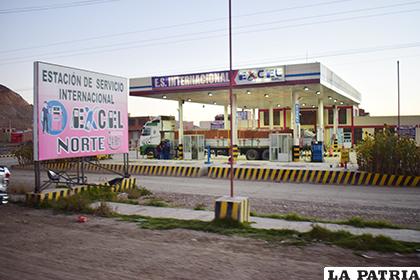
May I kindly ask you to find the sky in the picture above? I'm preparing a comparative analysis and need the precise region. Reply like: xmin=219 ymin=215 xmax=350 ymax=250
xmin=1 ymin=0 xmax=419 ymax=125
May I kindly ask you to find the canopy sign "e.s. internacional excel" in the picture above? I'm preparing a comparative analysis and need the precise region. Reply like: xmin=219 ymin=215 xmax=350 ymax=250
xmin=33 ymin=62 xmax=129 ymax=161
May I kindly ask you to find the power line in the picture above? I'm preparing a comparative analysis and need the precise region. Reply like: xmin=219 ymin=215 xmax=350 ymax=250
xmin=0 ymin=0 xmax=119 ymax=14
xmin=235 ymin=0 xmax=420 ymax=32
xmin=1 ymin=6 xmax=419 ymax=66
xmin=234 ymin=7 xmax=420 ymax=37
xmin=12 ymin=48 xmax=420 ymax=92
xmin=2 ymin=3 xmax=419 ymax=63
xmin=234 ymin=0 xmax=352 ymax=18
xmin=135 ymin=43 xmax=420 ymax=77
xmin=0 ymin=0 xmax=350 ymax=54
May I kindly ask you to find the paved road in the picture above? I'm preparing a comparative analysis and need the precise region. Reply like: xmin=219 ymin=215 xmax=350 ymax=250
xmin=10 ymin=169 xmax=420 ymax=210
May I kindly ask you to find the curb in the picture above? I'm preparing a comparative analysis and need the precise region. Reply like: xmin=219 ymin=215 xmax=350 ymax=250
xmin=207 ymin=167 xmax=420 ymax=187
xmin=14 ymin=163 xmax=202 ymax=177
xmin=127 ymin=165 xmax=201 ymax=177
xmin=26 ymin=177 xmax=136 ymax=203
xmin=0 ymin=154 xmax=13 ymax=158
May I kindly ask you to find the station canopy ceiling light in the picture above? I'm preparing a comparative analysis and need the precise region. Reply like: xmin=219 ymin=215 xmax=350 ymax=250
xmin=304 ymin=86 xmax=309 ymax=91
xmin=316 ymin=91 xmax=321 ymax=95
xmin=208 ymin=92 xmax=213 ymax=97
xmin=328 ymin=96 xmax=333 ymax=100
xmin=213 ymin=101 xmax=217 ymax=105
xmin=187 ymin=98 xmax=192 ymax=102
xmin=163 ymin=95 xmax=167 ymax=99
xmin=302 ymin=103 xmax=306 ymax=106
xmin=277 ymin=104 xmax=281 ymax=107
xmin=246 ymin=90 xmax=251 ymax=95
xmin=264 ymin=94 xmax=269 ymax=98
xmin=334 ymin=99 xmax=337 ymax=103
xmin=312 ymin=105 xmax=316 ymax=108
xmin=340 ymin=101 xmax=344 ymax=105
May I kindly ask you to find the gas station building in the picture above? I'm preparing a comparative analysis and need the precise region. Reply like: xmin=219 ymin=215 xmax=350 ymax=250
xmin=129 ymin=62 xmax=420 ymax=158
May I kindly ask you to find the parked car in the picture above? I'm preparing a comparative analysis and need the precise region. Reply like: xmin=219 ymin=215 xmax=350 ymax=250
xmin=0 ymin=166 xmax=10 ymax=204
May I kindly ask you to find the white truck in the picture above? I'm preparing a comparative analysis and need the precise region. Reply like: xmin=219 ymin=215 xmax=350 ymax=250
xmin=139 ymin=116 xmax=176 ymax=157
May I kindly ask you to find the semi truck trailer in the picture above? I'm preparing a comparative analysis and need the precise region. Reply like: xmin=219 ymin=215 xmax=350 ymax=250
xmin=138 ymin=116 xmax=293 ymax=160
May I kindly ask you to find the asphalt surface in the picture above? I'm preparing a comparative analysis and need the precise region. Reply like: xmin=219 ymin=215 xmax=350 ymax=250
xmin=9 ymin=168 xmax=420 ymax=210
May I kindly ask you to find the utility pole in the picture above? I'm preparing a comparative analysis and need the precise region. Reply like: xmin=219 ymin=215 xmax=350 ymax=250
xmin=228 ymin=0 xmax=234 ymax=197
xmin=397 ymin=60 xmax=400 ymax=136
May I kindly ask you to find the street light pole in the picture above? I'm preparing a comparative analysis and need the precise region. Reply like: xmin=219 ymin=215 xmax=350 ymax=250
xmin=228 ymin=0 xmax=234 ymax=197
xmin=397 ymin=60 xmax=400 ymax=136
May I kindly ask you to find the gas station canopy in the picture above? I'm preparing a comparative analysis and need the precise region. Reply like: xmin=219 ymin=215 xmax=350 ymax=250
xmin=129 ymin=62 xmax=361 ymax=109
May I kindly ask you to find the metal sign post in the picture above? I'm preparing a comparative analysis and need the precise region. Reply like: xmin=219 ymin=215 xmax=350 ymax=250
xmin=123 ymin=153 xmax=128 ymax=177
xmin=34 ymin=161 xmax=41 ymax=193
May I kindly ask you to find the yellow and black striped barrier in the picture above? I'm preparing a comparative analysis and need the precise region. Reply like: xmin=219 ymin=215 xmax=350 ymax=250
xmin=232 ymin=145 xmax=239 ymax=162
xmin=207 ymin=167 xmax=420 ymax=187
xmin=127 ymin=165 xmax=201 ymax=177
xmin=324 ymin=152 xmax=340 ymax=158
xmin=214 ymin=196 xmax=250 ymax=223
xmin=25 ymin=177 xmax=137 ymax=203
xmin=14 ymin=162 xmax=202 ymax=178
xmin=0 ymin=154 xmax=13 ymax=158
xmin=292 ymin=146 xmax=300 ymax=162
xmin=109 ymin=177 xmax=137 ymax=192
xmin=333 ymin=139 xmax=340 ymax=153
xmin=178 ymin=144 xmax=183 ymax=160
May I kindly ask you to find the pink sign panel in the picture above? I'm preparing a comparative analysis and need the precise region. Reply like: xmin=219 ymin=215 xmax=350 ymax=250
xmin=34 ymin=62 xmax=128 ymax=161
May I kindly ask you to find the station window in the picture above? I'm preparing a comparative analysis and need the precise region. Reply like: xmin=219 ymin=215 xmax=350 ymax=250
xmin=354 ymin=128 xmax=363 ymax=144
xmin=274 ymin=110 xmax=280 ymax=126
xmin=328 ymin=109 xmax=333 ymax=124
xmin=129 ymin=118 xmax=136 ymax=126
xmin=262 ymin=111 xmax=280 ymax=126
xmin=263 ymin=111 xmax=269 ymax=126
xmin=338 ymin=108 xmax=347 ymax=124
xmin=300 ymin=111 xmax=316 ymax=125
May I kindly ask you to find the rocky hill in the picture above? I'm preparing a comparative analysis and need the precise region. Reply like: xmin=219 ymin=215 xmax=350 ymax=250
xmin=0 ymin=84 xmax=33 ymax=130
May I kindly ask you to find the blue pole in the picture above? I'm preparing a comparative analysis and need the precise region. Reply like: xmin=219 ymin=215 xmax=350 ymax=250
xmin=205 ymin=145 xmax=211 ymax=164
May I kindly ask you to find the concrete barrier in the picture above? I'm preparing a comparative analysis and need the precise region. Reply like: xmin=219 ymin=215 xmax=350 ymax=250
xmin=0 ymin=154 xmax=13 ymax=158
xmin=26 ymin=177 xmax=136 ymax=203
xmin=14 ymin=162 xmax=202 ymax=178
xmin=207 ymin=167 xmax=420 ymax=187
xmin=215 ymin=196 xmax=250 ymax=223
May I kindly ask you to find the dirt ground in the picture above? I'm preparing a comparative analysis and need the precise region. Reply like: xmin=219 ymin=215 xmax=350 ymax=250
xmin=0 ymin=204 xmax=418 ymax=280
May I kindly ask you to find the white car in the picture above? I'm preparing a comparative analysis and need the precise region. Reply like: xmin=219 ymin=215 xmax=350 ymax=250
xmin=0 ymin=166 xmax=10 ymax=204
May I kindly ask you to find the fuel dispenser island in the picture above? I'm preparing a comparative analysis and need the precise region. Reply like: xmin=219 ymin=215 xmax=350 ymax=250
xmin=183 ymin=134 xmax=205 ymax=160
xmin=269 ymin=133 xmax=292 ymax=162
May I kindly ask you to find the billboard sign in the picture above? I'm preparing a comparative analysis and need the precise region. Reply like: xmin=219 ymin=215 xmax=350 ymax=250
xmin=152 ymin=70 xmax=230 ymax=89
xmin=33 ymin=62 xmax=128 ymax=161
xmin=234 ymin=66 xmax=285 ymax=85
